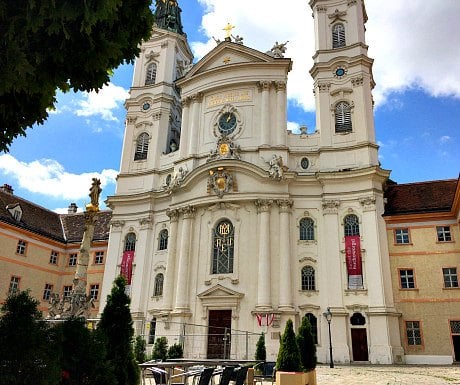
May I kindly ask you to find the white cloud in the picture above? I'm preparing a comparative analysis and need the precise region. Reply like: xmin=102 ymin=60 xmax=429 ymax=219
xmin=0 ymin=154 xmax=118 ymax=201
xmin=192 ymin=0 xmax=460 ymax=112
xmin=75 ymin=83 xmax=129 ymax=121
xmin=440 ymin=135 xmax=452 ymax=144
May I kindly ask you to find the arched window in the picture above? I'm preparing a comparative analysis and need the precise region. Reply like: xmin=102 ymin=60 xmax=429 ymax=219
xmin=145 ymin=63 xmax=157 ymax=85
xmin=344 ymin=214 xmax=360 ymax=236
xmin=305 ymin=313 xmax=318 ymax=344
xmin=301 ymin=266 xmax=316 ymax=291
xmin=124 ymin=232 xmax=136 ymax=252
xmin=350 ymin=312 xmax=366 ymax=326
xmin=299 ymin=218 xmax=315 ymax=241
xmin=212 ymin=219 xmax=234 ymax=274
xmin=332 ymin=23 xmax=346 ymax=48
xmin=134 ymin=132 xmax=149 ymax=161
xmin=335 ymin=102 xmax=352 ymax=133
xmin=154 ymin=273 xmax=164 ymax=296
xmin=158 ymin=229 xmax=168 ymax=250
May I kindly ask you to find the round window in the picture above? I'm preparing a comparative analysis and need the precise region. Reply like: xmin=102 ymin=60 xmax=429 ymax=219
xmin=301 ymin=157 xmax=309 ymax=170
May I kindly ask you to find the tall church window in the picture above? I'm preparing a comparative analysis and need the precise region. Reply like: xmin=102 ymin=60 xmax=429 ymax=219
xmin=301 ymin=266 xmax=316 ymax=291
xmin=153 ymin=273 xmax=164 ymax=296
xmin=299 ymin=218 xmax=315 ymax=241
xmin=305 ymin=313 xmax=318 ymax=344
xmin=134 ymin=132 xmax=149 ymax=161
xmin=124 ymin=232 xmax=136 ymax=252
xmin=332 ymin=23 xmax=346 ymax=48
xmin=344 ymin=214 xmax=360 ymax=236
xmin=335 ymin=102 xmax=352 ymax=133
xmin=158 ymin=229 xmax=169 ymax=250
xmin=212 ymin=219 xmax=234 ymax=274
xmin=145 ymin=63 xmax=157 ymax=85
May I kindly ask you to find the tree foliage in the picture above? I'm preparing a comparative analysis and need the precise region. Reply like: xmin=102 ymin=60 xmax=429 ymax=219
xmin=0 ymin=290 xmax=61 ymax=385
xmin=151 ymin=336 xmax=168 ymax=361
xmin=98 ymin=276 xmax=139 ymax=385
xmin=0 ymin=0 xmax=154 ymax=152
xmin=167 ymin=342 xmax=184 ymax=359
xmin=296 ymin=316 xmax=317 ymax=371
xmin=134 ymin=335 xmax=147 ymax=363
xmin=276 ymin=319 xmax=301 ymax=372
xmin=255 ymin=333 xmax=267 ymax=361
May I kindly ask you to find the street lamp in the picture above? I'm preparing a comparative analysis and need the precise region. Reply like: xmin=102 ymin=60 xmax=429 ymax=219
xmin=323 ymin=307 xmax=334 ymax=368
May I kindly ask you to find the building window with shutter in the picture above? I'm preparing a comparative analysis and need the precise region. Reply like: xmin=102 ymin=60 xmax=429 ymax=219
xmin=335 ymin=102 xmax=352 ymax=133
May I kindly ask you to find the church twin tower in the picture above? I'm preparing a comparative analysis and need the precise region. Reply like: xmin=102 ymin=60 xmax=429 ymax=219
xmin=101 ymin=0 xmax=404 ymax=363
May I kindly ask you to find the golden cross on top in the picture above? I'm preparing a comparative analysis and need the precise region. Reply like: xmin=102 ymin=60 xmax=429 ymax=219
xmin=223 ymin=22 xmax=235 ymax=39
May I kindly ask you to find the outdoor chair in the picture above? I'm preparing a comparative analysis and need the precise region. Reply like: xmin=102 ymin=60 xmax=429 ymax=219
xmin=196 ymin=367 xmax=215 ymax=385
xmin=254 ymin=361 xmax=276 ymax=385
xmin=213 ymin=366 xmax=236 ymax=385
xmin=233 ymin=366 xmax=248 ymax=385
xmin=148 ymin=367 xmax=168 ymax=385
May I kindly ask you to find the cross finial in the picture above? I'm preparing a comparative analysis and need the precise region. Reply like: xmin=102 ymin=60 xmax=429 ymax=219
xmin=223 ymin=22 xmax=235 ymax=39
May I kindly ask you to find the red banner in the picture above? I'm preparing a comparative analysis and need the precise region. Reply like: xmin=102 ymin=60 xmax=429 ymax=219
xmin=345 ymin=235 xmax=363 ymax=289
xmin=121 ymin=250 xmax=135 ymax=284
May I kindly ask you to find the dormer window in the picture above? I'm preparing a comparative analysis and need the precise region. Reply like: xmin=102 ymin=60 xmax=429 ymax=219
xmin=7 ymin=204 xmax=23 ymax=222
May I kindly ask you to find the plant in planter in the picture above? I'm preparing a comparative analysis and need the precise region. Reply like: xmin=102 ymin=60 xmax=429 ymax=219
xmin=297 ymin=316 xmax=317 ymax=385
xmin=167 ymin=343 xmax=184 ymax=359
xmin=276 ymin=319 xmax=305 ymax=385
xmin=254 ymin=333 xmax=267 ymax=375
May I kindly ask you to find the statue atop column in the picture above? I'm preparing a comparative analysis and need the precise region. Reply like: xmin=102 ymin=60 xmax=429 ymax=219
xmin=154 ymin=0 xmax=185 ymax=35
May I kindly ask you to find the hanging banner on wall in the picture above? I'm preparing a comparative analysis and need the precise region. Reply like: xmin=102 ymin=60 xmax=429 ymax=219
xmin=345 ymin=235 xmax=363 ymax=289
xmin=121 ymin=250 xmax=135 ymax=284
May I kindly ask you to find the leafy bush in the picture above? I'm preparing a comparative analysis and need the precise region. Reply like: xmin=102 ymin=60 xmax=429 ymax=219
xmin=167 ymin=343 xmax=183 ymax=359
xmin=296 ymin=316 xmax=317 ymax=371
xmin=151 ymin=336 xmax=168 ymax=361
xmin=276 ymin=319 xmax=301 ymax=372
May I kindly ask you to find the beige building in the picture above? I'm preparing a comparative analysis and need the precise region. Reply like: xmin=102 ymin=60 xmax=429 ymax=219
xmin=384 ymin=178 xmax=460 ymax=364
xmin=0 ymin=184 xmax=110 ymax=318
xmin=101 ymin=0 xmax=404 ymax=364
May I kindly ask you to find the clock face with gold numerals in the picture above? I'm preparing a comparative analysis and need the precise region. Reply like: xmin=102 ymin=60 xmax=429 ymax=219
xmin=218 ymin=112 xmax=237 ymax=135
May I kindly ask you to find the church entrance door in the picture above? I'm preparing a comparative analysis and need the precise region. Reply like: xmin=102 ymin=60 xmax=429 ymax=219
xmin=207 ymin=310 xmax=232 ymax=359
xmin=351 ymin=328 xmax=369 ymax=361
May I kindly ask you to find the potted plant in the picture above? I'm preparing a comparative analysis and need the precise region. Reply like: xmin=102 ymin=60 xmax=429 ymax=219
xmin=297 ymin=316 xmax=317 ymax=385
xmin=275 ymin=319 xmax=306 ymax=385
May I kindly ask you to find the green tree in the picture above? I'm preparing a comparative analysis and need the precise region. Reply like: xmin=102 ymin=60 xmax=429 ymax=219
xmin=134 ymin=335 xmax=147 ymax=363
xmin=255 ymin=333 xmax=267 ymax=361
xmin=0 ymin=0 xmax=154 ymax=152
xmin=296 ymin=316 xmax=317 ymax=371
xmin=56 ymin=317 xmax=116 ymax=385
xmin=151 ymin=336 xmax=168 ymax=361
xmin=0 ymin=290 xmax=61 ymax=385
xmin=276 ymin=319 xmax=301 ymax=372
xmin=167 ymin=343 xmax=184 ymax=359
xmin=98 ymin=276 xmax=139 ymax=385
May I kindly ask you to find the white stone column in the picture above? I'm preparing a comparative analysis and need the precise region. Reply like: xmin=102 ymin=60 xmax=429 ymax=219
xmin=188 ymin=93 xmax=202 ymax=155
xmin=275 ymin=81 xmax=287 ymax=146
xmin=174 ymin=206 xmax=195 ymax=312
xmin=255 ymin=199 xmax=273 ymax=310
xmin=259 ymin=81 xmax=271 ymax=146
xmin=179 ymin=98 xmax=191 ymax=158
xmin=163 ymin=209 xmax=179 ymax=312
xmin=277 ymin=199 xmax=294 ymax=310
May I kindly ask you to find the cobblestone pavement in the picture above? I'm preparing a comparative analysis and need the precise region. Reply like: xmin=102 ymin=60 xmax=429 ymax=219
xmin=312 ymin=365 xmax=460 ymax=385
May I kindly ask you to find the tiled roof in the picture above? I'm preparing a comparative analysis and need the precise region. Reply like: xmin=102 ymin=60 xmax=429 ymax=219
xmin=384 ymin=178 xmax=459 ymax=216
xmin=0 ymin=189 xmax=112 ymax=243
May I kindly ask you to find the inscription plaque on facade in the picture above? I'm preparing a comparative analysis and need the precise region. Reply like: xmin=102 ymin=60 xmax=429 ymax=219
xmin=207 ymin=90 xmax=252 ymax=108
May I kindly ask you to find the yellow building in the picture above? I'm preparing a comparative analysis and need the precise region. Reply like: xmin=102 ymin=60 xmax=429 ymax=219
xmin=384 ymin=178 xmax=460 ymax=364
xmin=0 ymin=184 xmax=111 ymax=318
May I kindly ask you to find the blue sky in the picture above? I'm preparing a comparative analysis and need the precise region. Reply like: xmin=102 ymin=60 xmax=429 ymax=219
xmin=1 ymin=0 xmax=459 ymax=213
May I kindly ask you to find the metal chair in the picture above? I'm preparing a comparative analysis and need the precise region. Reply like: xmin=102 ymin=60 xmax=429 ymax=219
xmin=196 ymin=367 xmax=215 ymax=385
xmin=213 ymin=366 xmax=236 ymax=385
xmin=233 ymin=366 xmax=248 ymax=385
xmin=254 ymin=361 xmax=276 ymax=385
xmin=148 ymin=367 xmax=168 ymax=385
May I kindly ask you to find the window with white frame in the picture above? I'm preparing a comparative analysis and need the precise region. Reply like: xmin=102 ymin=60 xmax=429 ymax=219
xmin=406 ymin=321 xmax=422 ymax=346
xmin=134 ymin=132 xmax=149 ymax=161
xmin=49 ymin=251 xmax=58 ymax=265
xmin=153 ymin=273 xmax=164 ymax=296
xmin=335 ymin=102 xmax=352 ymax=133
xmin=158 ymin=229 xmax=169 ymax=251
xmin=443 ymin=268 xmax=459 ymax=288
xmin=299 ymin=218 xmax=315 ymax=241
xmin=212 ymin=219 xmax=234 ymax=274
xmin=395 ymin=228 xmax=410 ymax=244
xmin=9 ymin=276 xmax=20 ymax=293
xmin=16 ymin=240 xmax=27 ymax=255
xmin=94 ymin=251 xmax=104 ymax=264
xmin=332 ymin=23 xmax=346 ymax=48
xmin=63 ymin=285 xmax=73 ymax=298
xmin=301 ymin=266 xmax=316 ymax=291
xmin=43 ymin=283 xmax=53 ymax=301
xmin=124 ymin=232 xmax=136 ymax=252
xmin=68 ymin=253 xmax=77 ymax=266
xmin=437 ymin=226 xmax=452 ymax=242
xmin=344 ymin=214 xmax=360 ymax=236
xmin=89 ymin=284 xmax=99 ymax=300
xmin=145 ymin=63 xmax=157 ymax=85
xmin=399 ymin=269 xmax=415 ymax=289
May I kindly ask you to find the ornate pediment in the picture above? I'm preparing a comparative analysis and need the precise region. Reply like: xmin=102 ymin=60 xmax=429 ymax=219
xmin=198 ymin=284 xmax=244 ymax=300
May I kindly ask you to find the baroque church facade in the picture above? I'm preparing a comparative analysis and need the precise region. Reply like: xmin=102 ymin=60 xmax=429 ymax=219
xmin=100 ymin=0 xmax=405 ymax=364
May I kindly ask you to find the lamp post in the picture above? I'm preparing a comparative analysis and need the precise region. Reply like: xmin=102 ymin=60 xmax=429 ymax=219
xmin=323 ymin=307 xmax=334 ymax=368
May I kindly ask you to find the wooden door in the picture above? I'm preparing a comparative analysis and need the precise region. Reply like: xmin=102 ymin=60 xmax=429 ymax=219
xmin=207 ymin=310 xmax=232 ymax=359
xmin=351 ymin=328 xmax=369 ymax=361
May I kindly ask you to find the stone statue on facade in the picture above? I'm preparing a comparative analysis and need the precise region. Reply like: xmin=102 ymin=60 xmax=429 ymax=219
xmin=268 ymin=154 xmax=285 ymax=180
xmin=232 ymin=34 xmax=244 ymax=45
xmin=266 ymin=41 xmax=288 ymax=58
